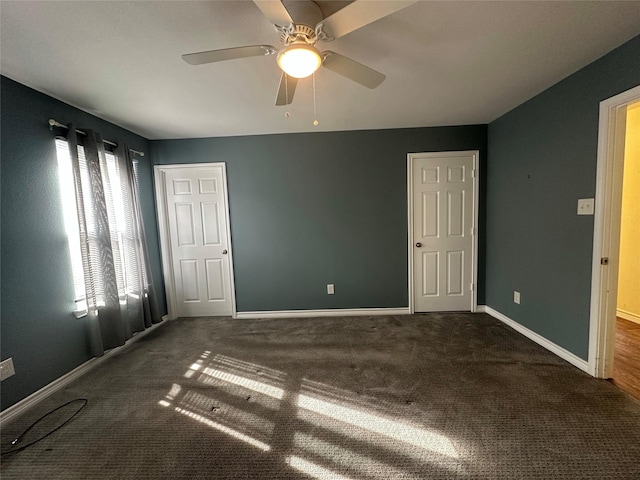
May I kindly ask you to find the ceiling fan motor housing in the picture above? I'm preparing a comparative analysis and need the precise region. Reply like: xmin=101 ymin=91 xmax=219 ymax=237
xmin=281 ymin=0 xmax=323 ymax=29
xmin=278 ymin=0 xmax=333 ymax=46
xmin=280 ymin=23 xmax=317 ymax=46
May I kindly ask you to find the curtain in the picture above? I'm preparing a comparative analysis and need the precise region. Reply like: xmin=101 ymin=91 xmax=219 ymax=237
xmin=67 ymin=124 xmax=161 ymax=356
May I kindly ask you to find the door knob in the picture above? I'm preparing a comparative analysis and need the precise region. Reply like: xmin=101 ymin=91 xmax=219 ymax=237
xmin=415 ymin=242 xmax=422 ymax=247
xmin=222 ymin=249 xmax=228 ymax=255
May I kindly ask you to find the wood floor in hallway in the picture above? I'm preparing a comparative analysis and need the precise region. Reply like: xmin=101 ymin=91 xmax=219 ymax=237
xmin=611 ymin=317 xmax=640 ymax=401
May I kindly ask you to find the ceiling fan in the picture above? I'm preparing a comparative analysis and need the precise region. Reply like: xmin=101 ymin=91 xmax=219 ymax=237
xmin=182 ymin=0 xmax=416 ymax=106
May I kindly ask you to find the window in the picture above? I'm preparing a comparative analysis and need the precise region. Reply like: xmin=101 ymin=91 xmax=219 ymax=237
xmin=55 ymin=138 xmax=145 ymax=317
xmin=56 ymin=138 xmax=86 ymax=314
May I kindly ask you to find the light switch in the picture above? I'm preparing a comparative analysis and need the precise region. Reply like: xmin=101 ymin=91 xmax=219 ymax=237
xmin=577 ymin=198 xmax=594 ymax=215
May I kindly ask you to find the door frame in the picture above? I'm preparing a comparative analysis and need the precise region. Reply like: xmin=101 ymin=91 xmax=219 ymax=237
xmin=154 ymin=163 xmax=237 ymax=320
xmin=589 ymin=85 xmax=640 ymax=378
xmin=407 ymin=150 xmax=480 ymax=313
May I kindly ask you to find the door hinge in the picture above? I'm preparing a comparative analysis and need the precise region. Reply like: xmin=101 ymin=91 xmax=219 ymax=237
xmin=470 ymin=283 xmax=474 ymax=292
xmin=472 ymin=169 xmax=477 ymax=178
xmin=601 ymin=257 xmax=609 ymax=265
xmin=470 ymin=227 xmax=475 ymax=236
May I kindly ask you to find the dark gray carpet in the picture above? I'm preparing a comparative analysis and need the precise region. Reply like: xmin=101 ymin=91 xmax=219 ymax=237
xmin=2 ymin=313 xmax=640 ymax=479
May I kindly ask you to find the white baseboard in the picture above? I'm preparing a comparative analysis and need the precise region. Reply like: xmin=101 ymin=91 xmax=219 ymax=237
xmin=483 ymin=306 xmax=589 ymax=373
xmin=235 ymin=307 xmax=411 ymax=320
xmin=617 ymin=309 xmax=640 ymax=325
xmin=0 ymin=315 xmax=170 ymax=427
xmin=476 ymin=305 xmax=487 ymax=313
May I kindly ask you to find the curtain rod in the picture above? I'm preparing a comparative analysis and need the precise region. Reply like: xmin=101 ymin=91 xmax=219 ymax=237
xmin=48 ymin=119 xmax=145 ymax=157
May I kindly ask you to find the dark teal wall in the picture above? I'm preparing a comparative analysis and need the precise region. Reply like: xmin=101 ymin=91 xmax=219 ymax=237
xmin=151 ymin=126 xmax=487 ymax=312
xmin=486 ymin=35 xmax=640 ymax=360
xmin=0 ymin=76 xmax=164 ymax=411
xmin=8 ymin=33 xmax=634 ymax=412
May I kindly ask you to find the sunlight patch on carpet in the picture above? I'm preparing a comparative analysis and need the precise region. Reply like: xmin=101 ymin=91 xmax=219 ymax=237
xmin=297 ymin=394 xmax=458 ymax=458
xmin=175 ymin=406 xmax=271 ymax=452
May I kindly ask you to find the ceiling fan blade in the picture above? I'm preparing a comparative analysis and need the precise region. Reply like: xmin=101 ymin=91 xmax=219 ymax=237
xmin=321 ymin=51 xmax=385 ymax=89
xmin=319 ymin=0 xmax=417 ymax=40
xmin=253 ymin=0 xmax=293 ymax=26
xmin=275 ymin=73 xmax=298 ymax=106
xmin=182 ymin=45 xmax=276 ymax=65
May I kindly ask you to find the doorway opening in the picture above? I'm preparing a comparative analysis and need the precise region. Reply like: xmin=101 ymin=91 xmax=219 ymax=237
xmin=611 ymin=101 xmax=640 ymax=398
xmin=589 ymin=86 xmax=640 ymax=395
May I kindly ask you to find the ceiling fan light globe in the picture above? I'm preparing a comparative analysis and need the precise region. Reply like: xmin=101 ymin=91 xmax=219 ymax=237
xmin=277 ymin=44 xmax=321 ymax=79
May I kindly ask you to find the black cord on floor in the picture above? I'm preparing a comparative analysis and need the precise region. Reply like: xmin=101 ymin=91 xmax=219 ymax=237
xmin=1 ymin=398 xmax=88 ymax=456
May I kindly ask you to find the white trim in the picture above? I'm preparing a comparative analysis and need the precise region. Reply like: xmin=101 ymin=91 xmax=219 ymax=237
xmin=220 ymin=163 xmax=238 ymax=318
xmin=154 ymin=168 xmax=177 ymax=320
xmin=235 ymin=307 xmax=410 ymax=319
xmin=154 ymin=163 xmax=237 ymax=320
xmin=0 ymin=315 xmax=170 ymax=427
xmin=589 ymin=85 xmax=640 ymax=378
xmin=472 ymin=153 xmax=479 ymax=313
xmin=484 ymin=307 xmax=589 ymax=373
xmin=407 ymin=157 xmax=414 ymax=314
xmin=476 ymin=305 xmax=487 ymax=313
xmin=617 ymin=309 xmax=640 ymax=325
xmin=407 ymin=150 xmax=480 ymax=314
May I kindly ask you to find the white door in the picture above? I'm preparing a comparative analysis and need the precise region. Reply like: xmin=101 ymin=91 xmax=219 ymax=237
xmin=157 ymin=164 xmax=234 ymax=317
xmin=411 ymin=152 xmax=476 ymax=312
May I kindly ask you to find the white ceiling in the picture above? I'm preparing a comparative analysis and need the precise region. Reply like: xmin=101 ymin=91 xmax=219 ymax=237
xmin=2 ymin=1 xmax=640 ymax=140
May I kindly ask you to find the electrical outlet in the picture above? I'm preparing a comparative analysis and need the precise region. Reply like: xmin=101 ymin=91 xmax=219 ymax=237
xmin=514 ymin=291 xmax=521 ymax=304
xmin=327 ymin=284 xmax=335 ymax=295
xmin=577 ymin=198 xmax=595 ymax=215
xmin=0 ymin=358 xmax=15 ymax=381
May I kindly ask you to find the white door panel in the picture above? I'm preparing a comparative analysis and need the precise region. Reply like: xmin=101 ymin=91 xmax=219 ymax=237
xmin=180 ymin=259 xmax=200 ymax=302
xmin=447 ymin=250 xmax=464 ymax=295
xmin=411 ymin=153 xmax=475 ymax=312
xmin=422 ymin=251 xmax=439 ymax=296
xmin=205 ymin=258 xmax=225 ymax=301
xmin=160 ymin=165 xmax=234 ymax=317
xmin=175 ymin=203 xmax=195 ymax=246
xmin=201 ymin=202 xmax=221 ymax=245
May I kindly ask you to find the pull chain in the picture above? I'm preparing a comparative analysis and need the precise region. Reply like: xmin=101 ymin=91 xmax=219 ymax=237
xmin=312 ymin=73 xmax=319 ymax=126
